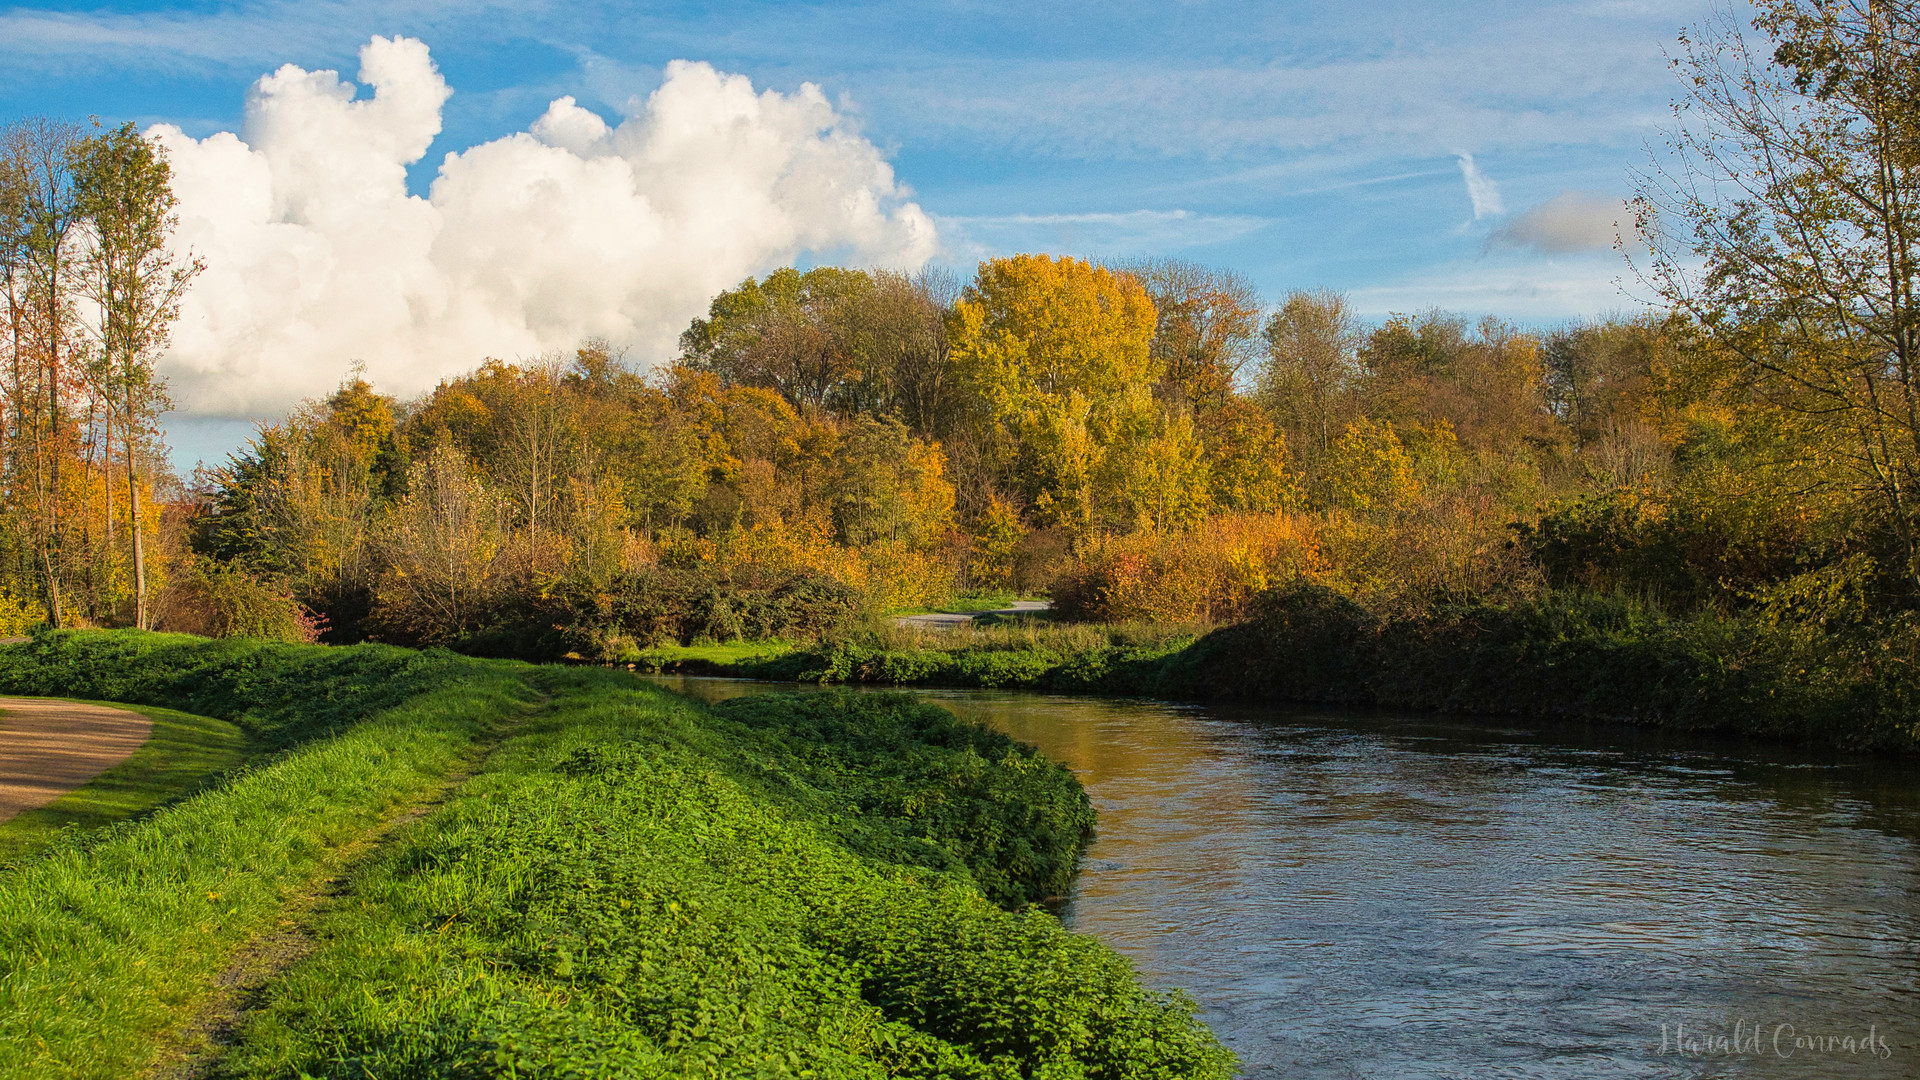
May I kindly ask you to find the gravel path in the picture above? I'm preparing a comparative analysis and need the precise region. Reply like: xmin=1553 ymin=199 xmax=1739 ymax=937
xmin=893 ymin=599 xmax=1051 ymax=630
xmin=0 ymin=697 xmax=152 ymax=824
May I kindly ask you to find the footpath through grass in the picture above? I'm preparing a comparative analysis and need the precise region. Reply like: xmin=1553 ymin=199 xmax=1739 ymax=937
xmin=0 ymin=699 xmax=248 ymax=863
xmin=0 ymin=632 xmax=536 ymax=1079
xmin=219 ymin=672 xmax=1230 ymax=1078
xmin=0 ymin=632 xmax=1234 ymax=1079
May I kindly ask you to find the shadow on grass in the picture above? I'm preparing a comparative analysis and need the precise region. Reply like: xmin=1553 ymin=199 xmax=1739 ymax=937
xmin=0 ymin=701 xmax=249 ymax=864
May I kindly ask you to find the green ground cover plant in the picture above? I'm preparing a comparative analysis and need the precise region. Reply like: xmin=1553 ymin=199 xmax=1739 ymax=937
xmin=0 ymin=700 xmax=248 ymax=863
xmin=214 ymin=672 xmax=1230 ymax=1079
xmin=0 ymin=633 xmax=1232 ymax=1079
xmin=0 ymin=633 xmax=537 ymax=1079
xmin=712 ymin=689 xmax=1093 ymax=906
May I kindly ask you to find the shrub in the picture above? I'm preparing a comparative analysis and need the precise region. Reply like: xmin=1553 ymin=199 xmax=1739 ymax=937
xmin=457 ymin=563 xmax=862 ymax=660
xmin=1054 ymin=512 xmax=1322 ymax=623
xmin=151 ymin=558 xmax=321 ymax=643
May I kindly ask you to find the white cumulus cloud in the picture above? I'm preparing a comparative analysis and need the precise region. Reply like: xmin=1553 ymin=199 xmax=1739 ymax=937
xmin=151 ymin=35 xmax=937 ymax=416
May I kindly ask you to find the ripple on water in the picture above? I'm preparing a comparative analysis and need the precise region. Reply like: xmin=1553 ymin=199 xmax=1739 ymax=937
xmin=655 ymin=678 xmax=1920 ymax=1079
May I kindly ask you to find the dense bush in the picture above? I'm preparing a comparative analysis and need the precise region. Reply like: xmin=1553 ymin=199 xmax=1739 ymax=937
xmin=1052 ymin=512 xmax=1321 ymax=623
xmin=1175 ymin=581 xmax=1920 ymax=749
xmin=672 ymin=579 xmax=1920 ymax=751
xmin=457 ymin=563 xmax=861 ymax=660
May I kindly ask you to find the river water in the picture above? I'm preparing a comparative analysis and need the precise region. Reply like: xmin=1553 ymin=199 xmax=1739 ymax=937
xmin=655 ymin=677 xmax=1920 ymax=1079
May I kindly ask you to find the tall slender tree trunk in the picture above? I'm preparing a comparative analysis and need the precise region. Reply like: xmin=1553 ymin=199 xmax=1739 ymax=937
xmin=123 ymin=381 xmax=145 ymax=629
xmin=45 ymin=304 xmax=61 ymax=629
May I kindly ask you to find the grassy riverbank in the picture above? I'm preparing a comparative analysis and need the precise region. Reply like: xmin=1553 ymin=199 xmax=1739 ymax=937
xmin=638 ymin=619 xmax=1205 ymax=695
xmin=650 ymin=585 xmax=1920 ymax=752
xmin=0 ymin=631 xmax=1232 ymax=1079
xmin=0 ymin=633 xmax=529 ymax=1078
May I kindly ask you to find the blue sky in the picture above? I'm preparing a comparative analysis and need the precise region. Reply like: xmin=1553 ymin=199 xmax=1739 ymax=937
xmin=0 ymin=0 xmax=1714 ymax=466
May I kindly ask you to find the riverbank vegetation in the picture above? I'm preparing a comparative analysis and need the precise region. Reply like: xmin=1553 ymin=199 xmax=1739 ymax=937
xmin=6 ymin=2 xmax=1920 ymax=749
xmin=0 ymin=631 xmax=1232 ymax=1079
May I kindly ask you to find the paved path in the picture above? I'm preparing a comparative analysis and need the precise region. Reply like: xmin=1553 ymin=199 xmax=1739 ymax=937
xmin=0 ymin=697 xmax=152 ymax=824
xmin=893 ymin=599 xmax=1051 ymax=630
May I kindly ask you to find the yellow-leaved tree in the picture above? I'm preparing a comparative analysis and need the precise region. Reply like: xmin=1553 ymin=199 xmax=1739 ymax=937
xmin=951 ymin=254 xmax=1202 ymax=536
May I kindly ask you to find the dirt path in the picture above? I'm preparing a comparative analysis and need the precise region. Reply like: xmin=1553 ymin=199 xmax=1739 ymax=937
xmin=893 ymin=599 xmax=1051 ymax=630
xmin=0 ymin=697 xmax=152 ymax=824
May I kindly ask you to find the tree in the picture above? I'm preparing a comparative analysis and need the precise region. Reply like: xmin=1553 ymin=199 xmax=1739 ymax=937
xmin=1357 ymin=311 xmax=1555 ymax=454
xmin=679 ymin=266 xmax=874 ymax=413
xmin=1637 ymin=0 xmax=1920 ymax=584
xmin=2 ymin=119 xmax=83 ymax=626
xmin=951 ymin=254 xmax=1158 ymax=414
xmin=1097 ymin=386 xmax=1213 ymax=533
xmin=949 ymin=254 xmax=1158 ymax=531
xmin=1111 ymin=258 xmax=1263 ymax=413
xmin=374 ymin=444 xmax=505 ymax=644
xmin=1324 ymin=418 xmax=1419 ymax=515
xmin=1201 ymin=399 xmax=1293 ymax=514
xmin=680 ymin=266 xmax=959 ymax=430
xmin=71 ymin=121 xmax=200 ymax=629
xmin=1257 ymin=290 xmax=1363 ymax=469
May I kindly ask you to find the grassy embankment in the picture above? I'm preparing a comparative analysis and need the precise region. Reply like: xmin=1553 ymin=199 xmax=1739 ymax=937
xmin=642 ymin=584 xmax=1920 ymax=752
xmin=0 ymin=632 xmax=533 ymax=1078
xmin=0 ymin=631 xmax=1233 ymax=1079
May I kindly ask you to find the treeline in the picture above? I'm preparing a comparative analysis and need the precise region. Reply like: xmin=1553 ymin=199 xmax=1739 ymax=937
xmin=177 ymin=250 xmax=1817 ymax=663
xmin=9 ymin=244 xmax=1897 ymax=667
xmin=126 ymin=254 xmax=1586 ymax=653
xmin=9 ymin=1 xmax=1919 ymax=709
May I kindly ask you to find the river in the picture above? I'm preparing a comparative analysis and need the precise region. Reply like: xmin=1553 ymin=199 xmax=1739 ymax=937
xmin=654 ymin=676 xmax=1920 ymax=1079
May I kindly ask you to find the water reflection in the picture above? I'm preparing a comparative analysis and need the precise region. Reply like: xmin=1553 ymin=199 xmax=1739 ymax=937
xmin=655 ymin=676 xmax=1920 ymax=1079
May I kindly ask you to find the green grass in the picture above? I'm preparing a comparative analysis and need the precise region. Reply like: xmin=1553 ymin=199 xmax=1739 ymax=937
xmin=0 ymin=633 xmax=1234 ymax=1079
xmin=0 ymin=699 xmax=249 ymax=863
xmin=626 ymin=637 xmax=799 ymax=671
xmin=887 ymin=592 xmax=1040 ymax=616
xmin=212 ymin=672 xmax=1232 ymax=1079
xmin=0 ymin=635 xmax=539 ymax=1080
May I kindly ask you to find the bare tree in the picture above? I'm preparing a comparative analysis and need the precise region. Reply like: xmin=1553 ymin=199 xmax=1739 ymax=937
xmin=1256 ymin=289 xmax=1363 ymax=466
xmin=1110 ymin=258 xmax=1264 ymax=413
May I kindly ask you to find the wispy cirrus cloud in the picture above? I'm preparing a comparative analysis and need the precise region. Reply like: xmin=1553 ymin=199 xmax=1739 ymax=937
xmin=1456 ymin=154 xmax=1505 ymax=219
xmin=934 ymin=209 xmax=1271 ymax=263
